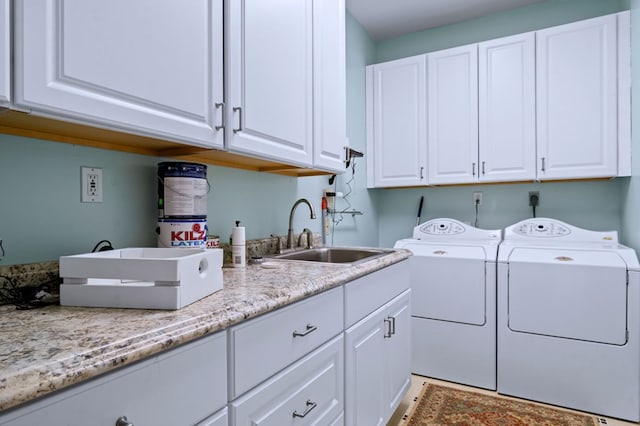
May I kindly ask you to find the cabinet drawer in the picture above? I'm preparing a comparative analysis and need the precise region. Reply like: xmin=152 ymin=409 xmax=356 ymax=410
xmin=0 ymin=332 xmax=227 ymax=426
xmin=230 ymin=335 xmax=344 ymax=425
xmin=344 ymin=261 xmax=410 ymax=328
xmin=229 ymin=286 xmax=343 ymax=398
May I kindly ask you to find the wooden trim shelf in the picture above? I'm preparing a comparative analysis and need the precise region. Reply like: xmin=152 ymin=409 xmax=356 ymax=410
xmin=0 ymin=109 xmax=333 ymax=177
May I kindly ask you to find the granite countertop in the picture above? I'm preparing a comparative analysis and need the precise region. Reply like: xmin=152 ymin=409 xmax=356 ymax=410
xmin=0 ymin=249 xmax=410 ymax=413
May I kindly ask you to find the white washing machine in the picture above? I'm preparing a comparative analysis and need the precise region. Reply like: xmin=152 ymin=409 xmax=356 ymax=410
xmin=394 ymin=218 xmax=502 ymax=390
xmin=497 ymin=218 xmax=640 ymax=421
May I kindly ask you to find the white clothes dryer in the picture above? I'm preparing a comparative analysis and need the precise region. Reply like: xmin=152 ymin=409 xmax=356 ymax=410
xmin=394 ymin=218 xmax=502 ymax=390
xmin=497 ymin=218 xmax=640 ymax=421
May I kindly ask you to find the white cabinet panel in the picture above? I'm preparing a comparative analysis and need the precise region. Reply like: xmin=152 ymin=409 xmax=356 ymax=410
xmin=479 ymin=33 xmax=536 ymax=182
xmin=344 ymin=306 xmax=387 ymax=426
xmin=226 ymin=0 xmax=313 ymax=167
xmin=385 ymin=291 xmax=412 ymax=414
xmin=230 ymin=335 xmax=344 ymax=426
xmin=345 ymin=288 xmax=412 ymax=426
xmin=228 ymin=287 xmax=343 ymax=399
xmin=536 ymin=14 xmax=618 ymax=180
xmin=427 ymin=44 xmax=478 ymax=185
xmin=366 ymin=55 xmax=427 ymax=188
xmin=14 ymin=0 xmax=224 ymax=148
xmin=0 ymin=0 xmax=9 ymax=105
xmin=0 ymin=332 xmax=227 ymax=426
xmin=313 ymin=0 xmax=348 ymax=172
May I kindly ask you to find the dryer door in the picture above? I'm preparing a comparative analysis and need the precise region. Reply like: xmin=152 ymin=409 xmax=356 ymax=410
xmin=406 ymin=243 xmax=487 ymax=326
xmin=507 ymin=248 xmax=628 ymax=345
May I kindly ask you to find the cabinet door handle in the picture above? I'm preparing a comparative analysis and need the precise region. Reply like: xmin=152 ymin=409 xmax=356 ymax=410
xmin=389 ymin=316 xmax=396 ymax=335
xmin=232 ymin=106 xmax=243 ymax=133
xmin=116 ymin=416 xmax=133 ymax=426
xmin=384 ymin=318 xmax=393 ymax=338
xmin=541 ymin=157 xmax=546 ymax=172
xmin=214 ymin=102 xmax=225 ymax=131
xmin=482 ymin=161 xmax=486 ymax=175
xmin=293 ymin=400 xmax=317 ymax=418
xmin=419 ymin=166 xmax=424 ymax=180
xmin=472 ymin=162 xmax=476 ymax=176
xmin=293 ymin=324 xmax=317 ymax=338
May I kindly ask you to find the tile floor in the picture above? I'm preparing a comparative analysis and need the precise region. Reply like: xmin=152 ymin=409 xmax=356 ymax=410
xmin=388 ymin=375 xmax=638 ymax=425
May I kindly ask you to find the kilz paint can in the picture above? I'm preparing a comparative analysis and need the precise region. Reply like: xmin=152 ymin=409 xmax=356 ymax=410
xmin=157 ymin=162 xmax=208 ymax=218
xmin=157 ymin=218 xmax=207 ymax=249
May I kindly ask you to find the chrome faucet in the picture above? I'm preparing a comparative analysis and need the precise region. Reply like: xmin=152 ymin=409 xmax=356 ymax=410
xmin=287 ymin=198 xmax=316 ymax=249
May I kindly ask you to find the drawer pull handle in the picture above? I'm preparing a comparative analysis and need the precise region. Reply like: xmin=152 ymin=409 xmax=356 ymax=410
xmin=214 ymin=102 xmax=225 ymax=131
xmin=293 ymin=324 xmax=317 ymax=338
xmin=233 ymin=106 xmax=243 ymax=133
xmin=384 ymin=318 xmax=393 ymax=338
xmin=293 ymin=399 xmax=317 ymax=418
xmin=116 ymin=416 xmax=133 ymax=426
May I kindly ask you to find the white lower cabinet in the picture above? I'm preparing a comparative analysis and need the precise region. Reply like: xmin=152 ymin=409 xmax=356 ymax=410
xmin=227 ymin=287 xmax=343 ymax=399
xmin=0 ymin=332 xmax=227 ymax=426
xmin=344 ymin=261 xmax=411 ymax=426
xmin=229 ymin=335 xmax=344 ymax=425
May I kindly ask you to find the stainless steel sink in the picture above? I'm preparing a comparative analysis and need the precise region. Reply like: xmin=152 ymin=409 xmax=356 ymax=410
xmin=271 ymin=247 xmax=393 ymax=265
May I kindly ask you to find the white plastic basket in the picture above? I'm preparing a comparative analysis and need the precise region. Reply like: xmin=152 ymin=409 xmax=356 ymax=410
xmin=59 ymin=248 xmax=223 ymax=310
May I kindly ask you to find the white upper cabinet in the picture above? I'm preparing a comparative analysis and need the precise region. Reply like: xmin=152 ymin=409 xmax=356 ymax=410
xmin=225 ymin=0 xmax=314 ymax=167
xmin=536 ymin=13 xmax=619 ymax=180
xmin=14 ymin=0 xmax=224 ymax=148
xmin=427 ymin=44 xmax=479 ymax=185
xmin=313 ymin=0 xmax=348 ymax=172
xmin=479 ymin=33 xmax=536 ymax=182
xmin=366 ymin=55 xmax=427 ymax=188
xmin=0 ymin=0 xmax=10 ymax=106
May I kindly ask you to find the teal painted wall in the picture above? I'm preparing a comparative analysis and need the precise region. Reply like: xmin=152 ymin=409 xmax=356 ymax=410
xmin=0 ymin=134 xmax=311 ymax=264
xmin=367 ymin=0 xmax=633 ymax=248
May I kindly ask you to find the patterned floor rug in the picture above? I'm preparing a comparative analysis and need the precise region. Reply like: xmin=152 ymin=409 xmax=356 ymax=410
xmin=405 ymin=383 xmax=600 ymax=425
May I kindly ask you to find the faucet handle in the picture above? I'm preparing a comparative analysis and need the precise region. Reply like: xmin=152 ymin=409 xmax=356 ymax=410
xmin=301 ymin=228 xmax=314 ymax=249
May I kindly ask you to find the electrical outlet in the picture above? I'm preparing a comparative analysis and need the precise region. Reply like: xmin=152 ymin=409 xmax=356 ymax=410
xmin=529 ymin=191 xmax=540 ymax=207
xmin=473 ymin=192 xmax=483 ymax=206
xmin=81 ymin=167 xmax=103 ymax=203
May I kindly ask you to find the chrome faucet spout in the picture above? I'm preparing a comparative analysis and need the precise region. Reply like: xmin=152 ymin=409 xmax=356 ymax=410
xmin=287 ymin=198 xmax=316 ymax=249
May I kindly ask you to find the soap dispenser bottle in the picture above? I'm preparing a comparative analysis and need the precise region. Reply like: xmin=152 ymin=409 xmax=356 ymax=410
xmin=231 ymin=220 xmax=246 ymax=268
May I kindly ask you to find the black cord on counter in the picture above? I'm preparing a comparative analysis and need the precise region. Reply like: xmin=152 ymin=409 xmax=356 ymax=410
xmin=0 ymin=275 xmax=59 ymax=310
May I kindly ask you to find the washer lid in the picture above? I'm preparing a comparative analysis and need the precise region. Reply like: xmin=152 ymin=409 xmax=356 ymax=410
xmin=507 ymin=247 xmax=628 ymax=345
xmin=508 ymin=247 xmax=629 ymax=269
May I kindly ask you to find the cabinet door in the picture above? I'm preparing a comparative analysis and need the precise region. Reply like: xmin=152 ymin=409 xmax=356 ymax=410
xmin=14 ymin=0 xmax=224 ymax=148
xmin=536 ymin=14 xmax=618 ymax=180
xmin=344 ymin=307 xmax=387 ymax=426
xmin=226 ymin=0 xmax=313 ymax=167
xmin=313 ymin=0 xmax=348 ymax=172
xmin=0 ymin=0 xmax=10 ymax=105
xmin=427 ymin=44 xmax=478 ymax=184
xmin=366 ymin=55 xmax=427 ymax=188
xmin=384 ymin=290 xmax=412 ymax=417
xmin=479 ymin=33 xmax=536 ymax=182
